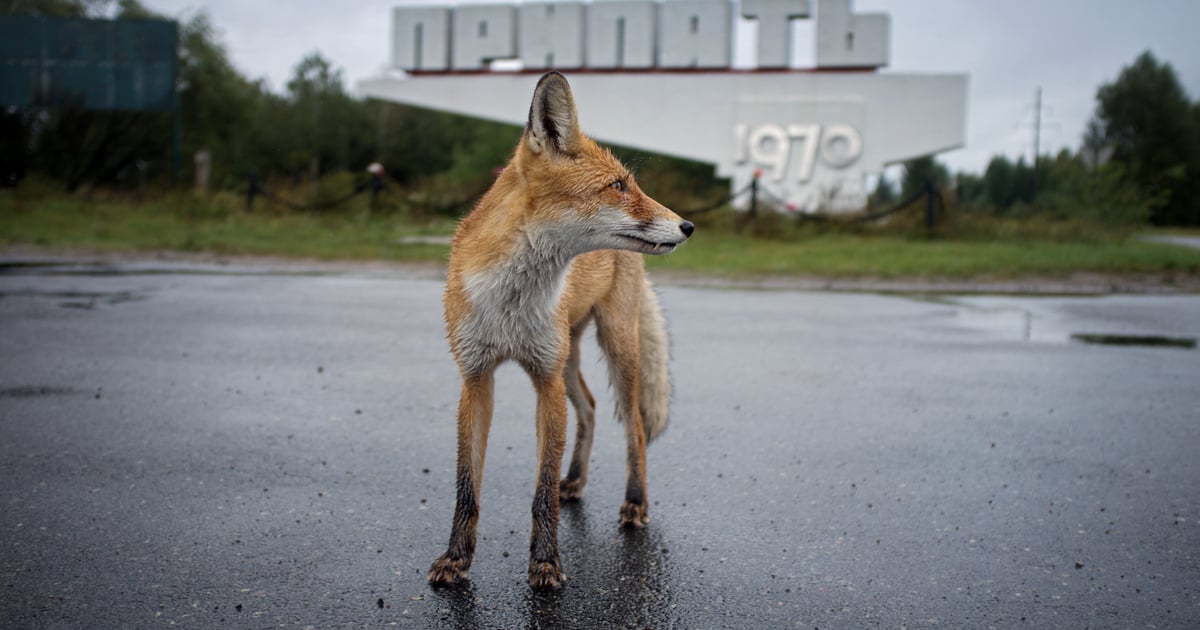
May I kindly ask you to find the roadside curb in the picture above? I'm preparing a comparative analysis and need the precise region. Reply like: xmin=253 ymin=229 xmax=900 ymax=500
xmin=3 ymin=246 xmax=1198 ymax=295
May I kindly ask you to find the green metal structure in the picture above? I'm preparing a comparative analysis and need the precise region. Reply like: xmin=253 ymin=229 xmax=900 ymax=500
xmin=0 ymin=14 xmax=180 ymax=181
xmin=0 ymin=14 xmax=177 ymax=110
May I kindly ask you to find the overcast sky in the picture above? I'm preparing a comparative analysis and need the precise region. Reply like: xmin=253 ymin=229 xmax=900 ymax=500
xmin=142 ymin=0 xmax=1200 ymax=175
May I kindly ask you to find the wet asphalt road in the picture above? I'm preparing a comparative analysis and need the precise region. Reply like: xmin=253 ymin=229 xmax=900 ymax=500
xmin=1 ymin=259 xmax=1198 ymax=629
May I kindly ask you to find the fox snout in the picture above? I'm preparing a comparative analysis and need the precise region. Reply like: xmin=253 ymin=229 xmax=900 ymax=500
xmin=642 ymin=196 xmax=693 ymax=245
xmin=651 ymin=206 xmax=694 ymax=247
xmin=620 ymin=211 xmax=693 ymax=255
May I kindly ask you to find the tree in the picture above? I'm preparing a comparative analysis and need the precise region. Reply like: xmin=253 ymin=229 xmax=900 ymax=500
xmin=1091 ymin=51 xmax=1200 ymax=225
xmin=170 ymin=9 xmax=262 ymax=185
xmin=954 ymin=172 xmax=985 ymax=206
xmin=983 ymin=156 xmax=1015 ymax=209
xmin=1011 ymin=157 xmax=1035 ymax=207
xmin=1032 ymin=150 xmax=1149 ymax=225
xmin=1080 ymin=118 xmax=1107 ymax=171
xmin=899 ymin=155 xmax=949 ymax=200
xmin=370 ymin=102 xmax=459 ymax=184
xmin=288 ymin=53 xmax=375 ymax=176
xmin=871 ymin=173 xmax=896 ymax=205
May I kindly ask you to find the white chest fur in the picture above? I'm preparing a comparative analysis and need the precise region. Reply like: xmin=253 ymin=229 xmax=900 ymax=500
xmin=454 ymin=233 xmax=575 ymax=375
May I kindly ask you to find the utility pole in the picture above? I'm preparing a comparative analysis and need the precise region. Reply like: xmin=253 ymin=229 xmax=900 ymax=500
xmin=1032 ymin=86 xmax=1041 ymax=203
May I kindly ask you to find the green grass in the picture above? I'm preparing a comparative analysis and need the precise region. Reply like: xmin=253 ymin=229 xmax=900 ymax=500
xmin=3 ymin=193 xmax=1200 ymax=279
xmin=645 ymin=231 xmax=1200 ymax=278
xmin=0 ymin=193 xmax=456 ymax=263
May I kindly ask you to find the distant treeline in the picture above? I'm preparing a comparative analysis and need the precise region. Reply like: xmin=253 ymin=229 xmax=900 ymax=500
xmin=885 ymin=51 xmax=1200 ymax=227
xmin=2 ymin=1 xmax=1198 ymax=226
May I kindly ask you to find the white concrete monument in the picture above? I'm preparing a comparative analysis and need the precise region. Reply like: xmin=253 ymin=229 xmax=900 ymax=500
xmin=361 ymin=0 xmax=968 ymax=213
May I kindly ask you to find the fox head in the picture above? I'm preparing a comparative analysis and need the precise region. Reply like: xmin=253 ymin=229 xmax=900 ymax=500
xmin=514 ymin=72 xmax=694 ymax=255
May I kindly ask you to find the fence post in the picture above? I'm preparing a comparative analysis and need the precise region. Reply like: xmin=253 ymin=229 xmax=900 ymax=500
xmin=371 ymin=173 xmax=383 ymax=205
xmin=193 ymin=149 xmax=211 ymax=193
xmin=749 ymin=169 xmax=761 ymax=219
xmin=925 ymin=180 xmax=936 ymax=231
xmin=367 ymin=162 xmax=386 ymax=209
xmin=246 ymin=172 xmax=257 ymax=211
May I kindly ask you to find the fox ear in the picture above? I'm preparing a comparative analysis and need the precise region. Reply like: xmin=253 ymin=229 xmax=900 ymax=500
xmin=526 ymin=72 xmax=580 ymax=158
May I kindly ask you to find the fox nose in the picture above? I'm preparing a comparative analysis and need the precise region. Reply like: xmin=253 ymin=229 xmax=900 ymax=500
xmin=679 ymin=221 xmax=695 ymax=238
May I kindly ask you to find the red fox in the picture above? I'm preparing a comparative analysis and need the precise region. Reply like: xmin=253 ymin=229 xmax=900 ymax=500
xmin=427 ymin=72 xmax=694 ymax=590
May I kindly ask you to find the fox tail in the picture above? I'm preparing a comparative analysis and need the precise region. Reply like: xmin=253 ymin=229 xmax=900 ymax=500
xmin=638 ymin=278 xmax=672 ymax=443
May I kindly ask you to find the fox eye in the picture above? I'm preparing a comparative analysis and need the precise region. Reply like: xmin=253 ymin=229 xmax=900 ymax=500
xmin=609 ymin=179 xmax=627 ymax=193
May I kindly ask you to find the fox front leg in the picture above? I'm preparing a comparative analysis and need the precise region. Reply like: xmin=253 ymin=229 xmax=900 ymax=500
xmin=429 ymin=373 xmax=494 ymax=586
xmin=527 ymin=373 xmax=569 ymax=589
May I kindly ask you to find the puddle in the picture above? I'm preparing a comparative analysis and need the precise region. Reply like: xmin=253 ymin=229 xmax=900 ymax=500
xmin=0 ymin=289 xmax=150 ymax=309
xmin=905 ymin=294 xmax=1037 ymax=341
xmin=1070 ymin=333 xmax=1197 ymax=349
xmin=904 ymin=295 xmax=1200 ymax=348
xmin=0 ymin=262 xmax=59 ymax=272
xmin=0 ymin=261 xmax=185 ymax=277
xmin=0 ymin=386 xmax=79 ymax=398
xmin=0 ymin=261 xmax=336 ymax=278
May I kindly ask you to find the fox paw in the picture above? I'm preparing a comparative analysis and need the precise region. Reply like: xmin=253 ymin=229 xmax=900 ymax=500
xmin=528 ymin=561 xmax=566 ymax=590
xmin=559 ymin=478 xmax=585 ymax=502
xmin=428 ymin=554 xmax=470 ymax=586
xmin=618 ymin=501 xmax=650 ymax=528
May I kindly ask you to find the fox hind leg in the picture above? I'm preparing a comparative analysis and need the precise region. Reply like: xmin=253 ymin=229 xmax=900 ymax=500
xmin=595 ymin=299 xmax=651 ymax=529
xmin=560 ymin=324 xmax=596 ymax=502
